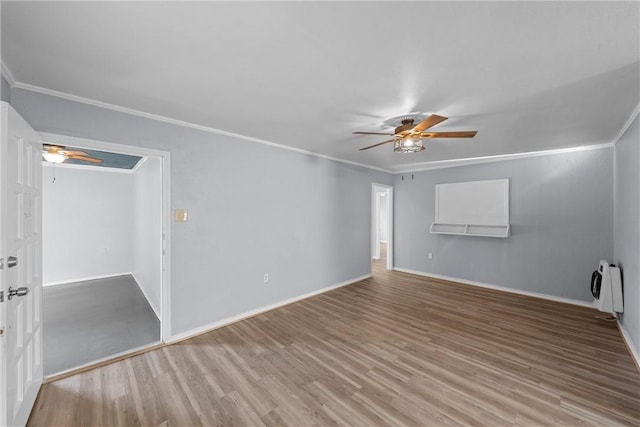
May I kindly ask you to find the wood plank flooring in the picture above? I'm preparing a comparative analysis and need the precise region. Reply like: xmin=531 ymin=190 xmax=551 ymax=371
xmin=28 ymin=263 xmax=640 ymax=426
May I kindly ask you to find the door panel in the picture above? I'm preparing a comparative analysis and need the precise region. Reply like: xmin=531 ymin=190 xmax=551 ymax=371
xmin=1 ymin=102 xmax=43 ymax=427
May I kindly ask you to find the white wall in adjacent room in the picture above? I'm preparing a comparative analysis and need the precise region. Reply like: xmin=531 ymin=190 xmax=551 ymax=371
xmin=132 ymin=157 xmax=163 ymax=317
xmin=378 ymin=192 xmax=389 ymax=242
xmin=42 ymin=165 xmax=134 ymax=285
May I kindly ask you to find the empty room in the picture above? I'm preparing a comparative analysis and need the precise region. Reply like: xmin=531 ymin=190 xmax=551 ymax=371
xmin=0 ymin=2 xmax=639 ymax=426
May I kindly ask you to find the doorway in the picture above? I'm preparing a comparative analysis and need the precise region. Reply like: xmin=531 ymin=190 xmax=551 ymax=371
xmin=39 ymin=132 xmax=171 ymax=376
xmin=371 ymin=183 xmax=393 ymax=273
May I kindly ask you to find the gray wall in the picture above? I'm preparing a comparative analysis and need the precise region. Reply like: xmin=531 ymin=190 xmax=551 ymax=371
xmin=10 ymin=88 xmax=392 ymax=334
xmin=614 ymin=115 xmax=639 ymax=357
xmin=1 ymin=75 xmax=10 ymax=102
xmin=393 ymin=148 xmax=614 ymax=302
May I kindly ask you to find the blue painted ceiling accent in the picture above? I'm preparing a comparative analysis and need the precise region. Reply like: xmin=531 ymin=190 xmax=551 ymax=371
xmin=47 ymin=146 xmax=143 ymax=169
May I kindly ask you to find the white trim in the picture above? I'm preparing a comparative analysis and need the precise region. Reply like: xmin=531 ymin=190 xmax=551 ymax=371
xmin=16 ymin=82 xmax=630 ymax=175
xmin=386 ymin=187 xmax=393 ymax=271
xmin=391 ymin=142 xmax=615 ymax=174
xmin=612 ymin=102 xmax=640 ymax=146
xmin=42 ymin=160 xmax=137 ymax=174
xmin=0 ymin=63 xmax=16 ymax=87
xmin=619 ymin=322 xmax=640 ymax=371
xmin=16 ymin=82 xmax=390 ymax=173
xmin=160 ymin=154 xmax=171 ymax=340
xmin=39 ymin=132 xmax=156 ymax=158
xmin=131 ymin=155 xmax=148 ymax=173
xmin=43 ymin=272 xmax=132 ymax=287
xmin=168 ymin=274 xmax=371 ymax=343
xmin=393 ymin=267 xmax=594 ymax=308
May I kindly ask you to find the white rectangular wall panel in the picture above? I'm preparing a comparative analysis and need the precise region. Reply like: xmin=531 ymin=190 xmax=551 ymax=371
xmin=431 ymin=179 xmax=510 ymax=237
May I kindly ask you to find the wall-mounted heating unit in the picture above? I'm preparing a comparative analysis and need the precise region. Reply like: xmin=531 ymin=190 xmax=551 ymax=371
xmin=591 ymin=260 xmax=623 ymax=314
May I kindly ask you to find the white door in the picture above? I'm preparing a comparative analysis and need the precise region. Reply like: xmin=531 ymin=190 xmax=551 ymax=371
xmin=0 ymin=102 xmax=43 ymax=427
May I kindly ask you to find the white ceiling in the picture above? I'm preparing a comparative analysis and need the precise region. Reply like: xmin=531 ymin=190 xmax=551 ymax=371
xmin=2 ymin=1 xmax=639 ymax=172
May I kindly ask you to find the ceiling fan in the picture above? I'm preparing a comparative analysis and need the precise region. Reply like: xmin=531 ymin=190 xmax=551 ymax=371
xmin=42 ymin=144 xmax=103 ymax=164
xmin=353 ymin=114 xmax=477 ymax=153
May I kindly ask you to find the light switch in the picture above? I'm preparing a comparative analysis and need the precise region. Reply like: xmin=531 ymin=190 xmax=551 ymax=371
xmin=174 ymin=209 xmax=188 ymax=222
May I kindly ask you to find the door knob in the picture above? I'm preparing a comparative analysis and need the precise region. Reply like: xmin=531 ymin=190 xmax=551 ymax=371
xmin=8 ymin=286 xmax=28 ymax=300
xmin=7 ymin=256 xmax=18 ymax=268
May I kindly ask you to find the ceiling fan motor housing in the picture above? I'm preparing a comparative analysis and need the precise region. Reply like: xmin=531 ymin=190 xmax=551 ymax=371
xmin=394 ymin=119 xmax=416 ymax=135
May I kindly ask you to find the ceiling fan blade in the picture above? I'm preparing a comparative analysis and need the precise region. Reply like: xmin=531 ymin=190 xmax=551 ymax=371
xmin=419 ymin=131 xmax=477 ymax=138
xmin=69 ymin=154 xmax=103 ymax=163
xmin=359 ymin=138 xmax=396 ymax=151
xmin=353 ymin=131 xmax=395 ymax=136
xmin=43 ymin=143 xmax=65 ymax=152
xmin=60 ymin=150 xmax=89 ymax=156
xmin=412 ymin=114 xmax=448 ymax=133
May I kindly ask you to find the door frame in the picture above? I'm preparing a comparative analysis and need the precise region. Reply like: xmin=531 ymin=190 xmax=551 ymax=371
xmin=371 ymin=183 xmax=393 ymax=270
xmin=39 ymin=132 xmax=172 ymax=341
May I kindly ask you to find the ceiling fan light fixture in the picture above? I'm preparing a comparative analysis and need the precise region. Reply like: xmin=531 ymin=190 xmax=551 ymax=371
xmin=42 ymin=152 xmax=68 ymax=163
xmin=394 ymin=138 xmax=424 ymax=153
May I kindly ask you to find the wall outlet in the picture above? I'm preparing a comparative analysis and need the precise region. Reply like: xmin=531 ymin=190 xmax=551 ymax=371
xmin=263 ymin=273 xmax=269 ymax=283
xmin=428 ymin=252 xmax=433 ymax=259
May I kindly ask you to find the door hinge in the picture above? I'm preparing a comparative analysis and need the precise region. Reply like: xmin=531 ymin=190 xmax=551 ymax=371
xmin=0 ymin=291 xmax=3 ymax=303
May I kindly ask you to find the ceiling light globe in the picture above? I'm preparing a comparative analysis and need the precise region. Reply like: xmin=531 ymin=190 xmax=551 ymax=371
xmin=42 ymin=152 xmax=68 ymax=163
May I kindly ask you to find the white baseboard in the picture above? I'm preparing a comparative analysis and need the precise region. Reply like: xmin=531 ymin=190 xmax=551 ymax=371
xmin=393 ymin=267 xmax=594 ymax=308
xmin=169 ymin=273 xmax=371 ymax=344
xmin=43 ymin=272 xmax=132 ymax=287
xmin=619 ymin=322 xmax=640 ymax=372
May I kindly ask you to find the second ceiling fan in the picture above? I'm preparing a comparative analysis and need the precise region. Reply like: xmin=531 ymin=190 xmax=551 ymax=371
xmin=42 ymin=143 xmax=103 ymax=164
xmin=353 ymin=114 xmax=477 ymax=153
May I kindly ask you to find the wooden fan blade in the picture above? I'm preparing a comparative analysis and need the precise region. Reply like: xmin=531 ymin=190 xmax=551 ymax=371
xmin=419 ymin=131 xmax=477 ymax=138
xmin=69 ymin=154 xmax=103 ymax=163
xmin=359 ymin=138 xmax=396 ymax=151
xmin=412 ymin=114 xmax=448 ymax=133
xmin=60 ymin=150 xmax=88 ymax=156
xmin=352 ymin=131 xmax=395 ymax=136
xmin=43 ymin=144 xmax=65 ymax=152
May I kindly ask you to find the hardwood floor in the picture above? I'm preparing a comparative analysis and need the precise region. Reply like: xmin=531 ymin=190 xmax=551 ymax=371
xmin=28 ymin=264 xmax=640 ymax=426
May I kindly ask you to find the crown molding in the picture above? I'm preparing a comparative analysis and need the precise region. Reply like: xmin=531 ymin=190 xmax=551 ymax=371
xmin=13 ymin=81 xmax=391 ymax=174
xmin=12 ymin=78 xmax=631 ymax=176
xmin=391 ymin=142 xmax=615 ymax=174
xmin=612 ymin=102 xmax=640 ymax=146
xmin=42 ymin=161 xmax=135 ymax=174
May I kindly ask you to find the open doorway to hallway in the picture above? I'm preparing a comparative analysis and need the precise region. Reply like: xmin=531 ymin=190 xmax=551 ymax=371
xmin=371 ymin=183 xmax=393 ymax=275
